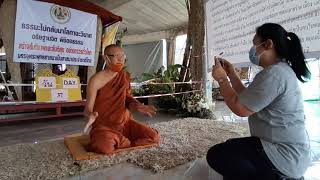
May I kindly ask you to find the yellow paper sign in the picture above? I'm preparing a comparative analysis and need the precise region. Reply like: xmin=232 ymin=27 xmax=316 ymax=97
xmin=35 ymin=69 xmax=57 ymax=102
xmin=35 ymin=69 xmax=82 ymax=102
xmin=51 ymin=89 xmax=68 ymax=102
xmin=56 ymin=70 xmax=81 ymax=101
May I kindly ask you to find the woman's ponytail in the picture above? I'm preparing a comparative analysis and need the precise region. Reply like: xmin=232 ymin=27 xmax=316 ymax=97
xmin=286 ymin=32 xmax=311 ymax=82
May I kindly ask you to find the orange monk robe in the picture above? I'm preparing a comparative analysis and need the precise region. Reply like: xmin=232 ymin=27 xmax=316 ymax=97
xmin=89 ymin=71 xmax=160 ymax=154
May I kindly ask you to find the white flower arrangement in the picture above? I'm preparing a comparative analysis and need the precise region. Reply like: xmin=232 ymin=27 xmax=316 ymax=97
xmin=181 ymin=92 xmax=215 ymax=118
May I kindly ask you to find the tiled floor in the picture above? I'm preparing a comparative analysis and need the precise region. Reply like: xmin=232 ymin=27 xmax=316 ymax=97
xmin=0 ymin=101 xmax=319 ymax=179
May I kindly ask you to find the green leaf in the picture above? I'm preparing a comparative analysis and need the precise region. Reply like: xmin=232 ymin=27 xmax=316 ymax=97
xmin=141 ymin=73 xmax=155 ymax=81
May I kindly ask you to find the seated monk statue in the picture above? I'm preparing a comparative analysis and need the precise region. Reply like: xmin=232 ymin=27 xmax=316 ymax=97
xmin=83 ymin=44 xmax=160 ymax=154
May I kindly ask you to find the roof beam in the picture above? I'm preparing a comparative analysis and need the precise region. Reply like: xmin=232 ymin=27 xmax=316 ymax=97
xmin=88 ymin=0 xmax=134 ymax=10
xmin=38 ymin=0 xmax=122 ymax=25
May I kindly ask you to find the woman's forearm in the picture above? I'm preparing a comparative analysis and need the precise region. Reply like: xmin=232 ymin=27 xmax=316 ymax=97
xmin=219 ymin=79 xmax=238 ymax=109
xmin=229 ymin=73 xmax=246 ymax=94
xmin=219 ymin=79 xmax=252 ymax=117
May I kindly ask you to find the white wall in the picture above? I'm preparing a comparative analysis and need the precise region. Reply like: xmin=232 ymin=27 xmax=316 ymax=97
xmin=175 ymin=34 xmax=187 ymax=65
xmin=205 ymin=0 xmax=320 ymax=68
xmin=123 ymin=40 xmax=165 ymax=80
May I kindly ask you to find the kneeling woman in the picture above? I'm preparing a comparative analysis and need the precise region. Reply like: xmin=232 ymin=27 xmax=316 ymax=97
xmin=208 ymin=23 xmax=311 ymax=180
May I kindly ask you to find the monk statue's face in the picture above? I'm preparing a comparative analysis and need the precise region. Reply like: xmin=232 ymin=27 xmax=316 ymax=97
xmin=104 ymin=47 xmax=126 ymax=66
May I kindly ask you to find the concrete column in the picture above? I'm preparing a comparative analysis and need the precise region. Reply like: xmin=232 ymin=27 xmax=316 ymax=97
xmin=166 ymin=38 xmax=176 ymax=66
xmin=87 ymin=17 xmax=102 ymax=82
xmin=0 ymin=0 xmax=22 ymax=101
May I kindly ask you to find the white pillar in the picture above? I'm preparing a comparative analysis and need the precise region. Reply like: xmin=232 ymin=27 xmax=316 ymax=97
xmin=203 ymin=1 xmax=213 ymax=109
xmin=202 ymin=44 xmax=213 ymax=107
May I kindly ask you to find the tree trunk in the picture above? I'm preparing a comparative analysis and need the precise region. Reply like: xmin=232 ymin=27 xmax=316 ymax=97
xmin=189 ymin=0 xmax=205 ymax=83
xmin=179 ymin=0 xmax=205 ymax=90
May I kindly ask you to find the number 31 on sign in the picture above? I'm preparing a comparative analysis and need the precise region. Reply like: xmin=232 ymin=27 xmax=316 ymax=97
xmin=51 ymin=89 xmax=68 ymax=102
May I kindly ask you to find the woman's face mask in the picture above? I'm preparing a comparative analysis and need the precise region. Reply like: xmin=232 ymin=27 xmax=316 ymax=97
xmin=249 ymin=42 xmax=266 ymax=66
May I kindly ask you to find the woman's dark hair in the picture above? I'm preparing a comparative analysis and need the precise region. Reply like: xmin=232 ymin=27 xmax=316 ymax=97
xmin=256 ymin=23 xmax=311 ymax=82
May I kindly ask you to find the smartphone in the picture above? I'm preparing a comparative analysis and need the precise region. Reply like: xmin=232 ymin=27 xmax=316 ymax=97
xmin=217 ymin=52 xmax=224 ymax=67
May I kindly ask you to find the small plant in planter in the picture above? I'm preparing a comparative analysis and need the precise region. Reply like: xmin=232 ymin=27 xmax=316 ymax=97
xmin=138 ymin=64 xmax=189 ymax=111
